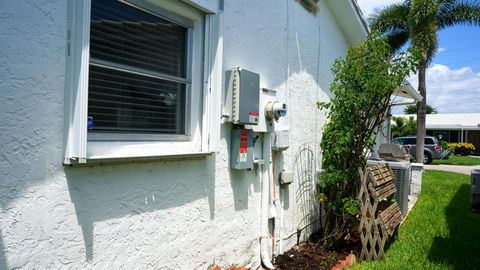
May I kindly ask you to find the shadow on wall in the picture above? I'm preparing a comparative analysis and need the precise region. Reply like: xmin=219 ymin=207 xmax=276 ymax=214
xmin=225 ymin=123 xmax=261 ymax=211
xmin=65 ymin=156 xmax=216 ymax=262
xmin=0 ymin=233 xmax=6 ymax=270
xmin=229 ymin=168 xmax=260 ymax=211
xmin=293 ymin=143 xmax=320 ymax=239
xmin=428 ymin=184 xmax=480 ymax=268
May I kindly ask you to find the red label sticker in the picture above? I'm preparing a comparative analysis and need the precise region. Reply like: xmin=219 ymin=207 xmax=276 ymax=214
xmin=240 ymin=129 xmax=248 ymax=153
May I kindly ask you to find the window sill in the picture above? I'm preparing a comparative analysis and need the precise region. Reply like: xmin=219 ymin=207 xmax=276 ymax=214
xmin=65 ymin=151 xmax=212 ymax=166
xmin=64 ymin=140 xmax=211 ymax=166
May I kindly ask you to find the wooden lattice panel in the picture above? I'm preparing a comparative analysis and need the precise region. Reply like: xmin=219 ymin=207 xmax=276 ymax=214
xmin=358 ymin=164 xmax=403 ymax=261
xmin=378 ymin=203 xmax=402 ymax=236
xmin=374 ymin=181 xmax=396 ymax=201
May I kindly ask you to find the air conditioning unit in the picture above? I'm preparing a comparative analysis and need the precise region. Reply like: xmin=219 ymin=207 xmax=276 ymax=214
xmin=472 ymin=169 xmax=480 ymax=213
xmin=367 ymin=159 xmax=411 ymax=216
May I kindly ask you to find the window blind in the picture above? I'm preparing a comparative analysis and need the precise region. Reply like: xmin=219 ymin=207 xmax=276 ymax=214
xmin=88 ymin=0 xmax=188 ymax=135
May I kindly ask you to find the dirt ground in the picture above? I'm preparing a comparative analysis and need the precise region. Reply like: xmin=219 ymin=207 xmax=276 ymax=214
xmin=274 ymin=232 xmax=361 ymax=270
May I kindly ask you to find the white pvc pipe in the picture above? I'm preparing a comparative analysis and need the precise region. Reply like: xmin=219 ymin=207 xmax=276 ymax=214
xmin=279 ymin=186 xmax=284 ymax=254
xmin=260 ymin=134 xmax=274 ymax=269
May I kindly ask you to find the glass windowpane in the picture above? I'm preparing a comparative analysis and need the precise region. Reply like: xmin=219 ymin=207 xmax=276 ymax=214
xmin=88 ymin=65 xmax=185 ymax=134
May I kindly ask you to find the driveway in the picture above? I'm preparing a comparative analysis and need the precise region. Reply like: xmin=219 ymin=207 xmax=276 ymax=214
xmin=424 ymin=164 xmax=480 ymax=175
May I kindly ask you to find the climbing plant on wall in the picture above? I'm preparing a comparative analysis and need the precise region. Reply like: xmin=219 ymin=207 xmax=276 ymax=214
xmin=317 ymin=33 xmax=419 ymax=246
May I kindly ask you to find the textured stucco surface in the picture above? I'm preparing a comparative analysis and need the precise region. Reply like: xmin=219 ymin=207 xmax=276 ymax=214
xmin=0 ymin=0 xmax=356 ymax=269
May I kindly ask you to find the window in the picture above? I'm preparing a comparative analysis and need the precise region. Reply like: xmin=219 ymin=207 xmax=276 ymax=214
xmin=88 ymin=0 xmax=188 ymax=138
xmin=403 ymin=138 xmax=416 ymax=145
xmin=64 ymin=0 xmax=217 ymax=163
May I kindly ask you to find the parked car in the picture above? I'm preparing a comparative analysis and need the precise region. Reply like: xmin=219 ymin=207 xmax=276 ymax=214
xmin=391 ymin=135 xmax=442 ymax=164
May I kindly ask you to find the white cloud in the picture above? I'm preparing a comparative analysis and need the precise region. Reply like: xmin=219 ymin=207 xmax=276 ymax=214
xmin=355 ymin=0 xmax=403 ymax=18
xmin=398 ymin=64 xmax=480 ymax=114
xmin=437 ymin=47 xmax=446 ymax=53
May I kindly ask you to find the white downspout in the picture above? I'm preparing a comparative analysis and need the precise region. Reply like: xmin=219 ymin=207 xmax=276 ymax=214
xmin=260 ymin=134 xmax=275 ymax=269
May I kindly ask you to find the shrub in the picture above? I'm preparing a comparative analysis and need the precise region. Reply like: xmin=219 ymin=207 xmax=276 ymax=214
xmin=447 ymin=143 xmax=476 ymax=156
xmin=317 ymin=33 xmax=419 ymax=245
xmin=439 ymin=140 xmax=448 ymax=149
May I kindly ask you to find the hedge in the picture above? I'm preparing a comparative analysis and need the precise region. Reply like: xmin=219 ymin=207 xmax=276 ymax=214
xmin=447 ymin=143 xmax=476 ymax=156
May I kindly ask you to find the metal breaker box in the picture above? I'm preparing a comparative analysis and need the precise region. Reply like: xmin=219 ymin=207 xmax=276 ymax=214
xmin=224 ymin=68 xmax=260 ymax=125
xmin=231 ymin=128 xmax=254 ymax=170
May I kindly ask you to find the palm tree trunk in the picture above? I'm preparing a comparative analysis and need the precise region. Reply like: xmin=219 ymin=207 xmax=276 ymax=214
xmin=416 ymin=61 xmax=427 ymax=163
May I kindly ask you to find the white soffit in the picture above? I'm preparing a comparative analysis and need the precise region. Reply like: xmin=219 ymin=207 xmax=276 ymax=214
xmin=392 ymin=82 xmax=422 ymax=101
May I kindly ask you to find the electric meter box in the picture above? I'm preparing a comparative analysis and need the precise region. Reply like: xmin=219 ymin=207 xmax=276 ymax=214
xmin=225 ymin=68 xmax=260 ymax=125
xmin=231 ymin=128 xmax=254 ymax=170
xmin=246 ymin=88 xmax=276 ymax=133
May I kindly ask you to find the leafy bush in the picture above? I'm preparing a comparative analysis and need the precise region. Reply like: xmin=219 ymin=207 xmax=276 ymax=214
xmin=439 ymin=140 xmax=448 ymax=149
xmin=317 ymin=33 xmax=419 ymax=245
xmin=342 ymin=198 xmax=360 ymax=216
xmin=391 ymin=116 xmax=416 ymax=138
xmin=447 ymin=143 xmax=475 ymax=156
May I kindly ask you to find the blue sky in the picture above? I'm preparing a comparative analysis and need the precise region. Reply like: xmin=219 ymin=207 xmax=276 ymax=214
xmin=356 ymin=0 xmax=480 ymax=114
xmin=434 ymin=26 xmax=480 ymax=72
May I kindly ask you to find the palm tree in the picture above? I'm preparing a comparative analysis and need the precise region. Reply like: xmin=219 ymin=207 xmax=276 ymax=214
xmin=391 ymin=116 xmax=416 ymax=138
xmin=404 ymin=104 xmax=438 ymax=114
xmin=371 ymin=0 xmax=480 ymax=163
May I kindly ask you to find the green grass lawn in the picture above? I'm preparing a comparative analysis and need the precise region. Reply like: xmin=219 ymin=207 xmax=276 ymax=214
xmin=353 ymin=170 xmax=480 ymax=270
xmin=432 ymin=155 xmax=480 ymax=166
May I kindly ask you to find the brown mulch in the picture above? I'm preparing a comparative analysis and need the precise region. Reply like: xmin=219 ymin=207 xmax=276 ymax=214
xmin=274 ymin=232 xmax=361 ymax=270
xmin=274 ymin=242 xmax=343 ymax=270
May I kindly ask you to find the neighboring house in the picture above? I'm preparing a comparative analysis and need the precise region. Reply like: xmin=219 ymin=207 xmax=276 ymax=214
xmin=395 ymin=114 xmax=480 ymax=153
xmin=0 ymin=0 xmax=367 ymax=269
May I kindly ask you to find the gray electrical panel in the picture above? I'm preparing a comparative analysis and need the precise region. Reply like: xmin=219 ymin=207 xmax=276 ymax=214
xmin=231 ymin=128 xmax=254 ymax=170
xmin=224 ymin=68 xmax=260 ymax=125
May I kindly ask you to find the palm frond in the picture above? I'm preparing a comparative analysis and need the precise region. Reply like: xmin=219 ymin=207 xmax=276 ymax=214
xmin=437 ymin=1 xmax=480 ymax=28
xmin=371 ymin=3 xmax=410 ymax=33
xmin=407 ymin=0 xmax=439 ymax=59
xmin=409 ymin=0 xmax=440 ymax=26
xmin=370 ymin=3 xmax=411 ymax=51
xmin=386 ymin=29 xmax=411 ymax=52
xmin=439 ymin=0 xmax=457 ymax=9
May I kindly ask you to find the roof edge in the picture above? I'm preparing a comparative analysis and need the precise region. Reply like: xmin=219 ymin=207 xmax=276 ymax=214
xmin=325 ymin=0 xmax=369 ymax=44
xmin=350 ymin=0 xmax=370 ymax=33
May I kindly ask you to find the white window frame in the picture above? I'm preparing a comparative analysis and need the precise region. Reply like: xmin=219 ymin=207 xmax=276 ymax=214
xmin=64 ymin=0 xmax=217 ymax=164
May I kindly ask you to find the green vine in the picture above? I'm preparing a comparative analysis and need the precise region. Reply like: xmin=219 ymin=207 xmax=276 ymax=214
xmin=317 ymin=33 xmax=419 ymax=245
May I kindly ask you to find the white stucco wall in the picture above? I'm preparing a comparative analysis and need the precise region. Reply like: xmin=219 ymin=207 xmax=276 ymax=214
xmin=0 ymin=0 xmax=361 ymax=269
